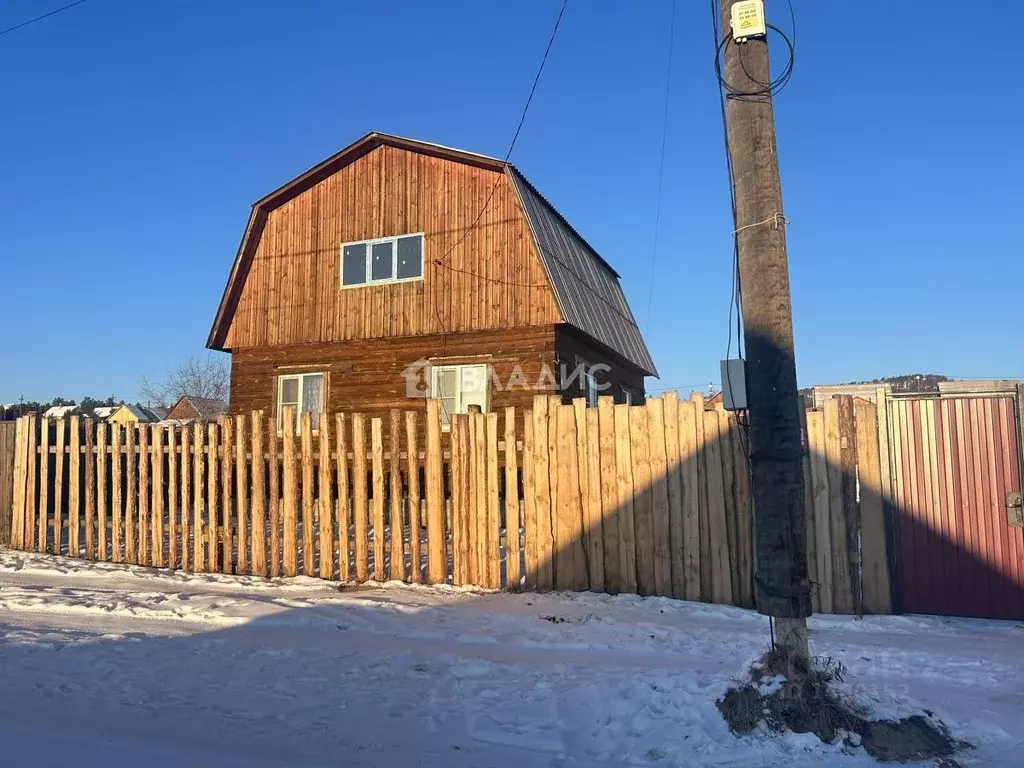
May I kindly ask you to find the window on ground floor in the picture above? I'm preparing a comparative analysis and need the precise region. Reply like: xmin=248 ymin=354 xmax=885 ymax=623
xmin=584 ymin=371 xmax=599 ymax=408
xmin=276 ymin=372 xmax=325 ymax=431
xmin=430 ymin=363 xmax=488 ymax=427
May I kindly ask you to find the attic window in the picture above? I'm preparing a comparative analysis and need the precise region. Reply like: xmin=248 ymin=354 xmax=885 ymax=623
xmin=341 ymin=234 xmax=424 ymax=287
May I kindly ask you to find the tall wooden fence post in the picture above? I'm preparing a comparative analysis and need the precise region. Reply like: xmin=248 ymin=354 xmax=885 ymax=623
xmin=335 ymin=413 xmax=350 ymax=582
xmin=237 ymin=414 xmax=249 ymax=575
xmin=352 ymin=413 xmax=368 ymax=581
xmin=425 ymin=399 xmax=445 ymax=584
xmin=405 ymin=411 xmax=421 ymax=584
xmin=301 ymin=412 xmax=315 ymax=577
xmin=251 ymin=411 xmax=267 ymax=577
xmin=504 ymin=407 xmax=521 ymax=591
xmin=25 ymin=415 xmax=38 ymax=553
xmin=371 ymin=417 xmax=385 ymax=581
xmin=318 ymin=412 xmax=333 ymax=580
xmin=10 ymin=417 xmax=26 ymax=549
xmin=388 ymin=410 xmax=404 ymax=581
xmin=53 ymin=419 xmax=66 ymax=555
xmin=282 ymin=407 xmax=298 ymax=577
xmin=38 ymin=417 xmax=50 ymax=552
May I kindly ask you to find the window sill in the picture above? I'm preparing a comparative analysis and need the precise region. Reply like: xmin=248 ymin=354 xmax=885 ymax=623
xmin=340 ymin=275 xmax=424 ymax=290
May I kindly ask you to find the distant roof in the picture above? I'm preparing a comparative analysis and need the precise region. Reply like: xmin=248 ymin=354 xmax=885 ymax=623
xmin=121 ymin=403 xmax=161 ymax=422
xmin=169 ymin=395 xmax=228 ymax=420
xmin=149 ymin=405 xmax=168 ymax=420
xmin=43 ymin=405 xmax=79 ymax=419
xmin=91 ymin=406 xmax=117 ymax=419
xmin=207 ymin=131 xmax=656 ymax=376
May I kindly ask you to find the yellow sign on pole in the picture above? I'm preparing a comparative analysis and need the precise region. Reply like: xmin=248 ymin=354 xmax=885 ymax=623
xmin=730 ymin=0 xmax=767 ymax=41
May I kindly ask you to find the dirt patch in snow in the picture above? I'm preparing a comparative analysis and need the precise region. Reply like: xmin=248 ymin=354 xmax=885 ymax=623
xmin=717 ymin=650 xmax=966 ymax=763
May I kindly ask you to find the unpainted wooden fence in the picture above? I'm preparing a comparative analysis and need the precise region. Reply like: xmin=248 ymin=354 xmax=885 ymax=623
xmin=5 ymin=392 xmax=891 ymax=613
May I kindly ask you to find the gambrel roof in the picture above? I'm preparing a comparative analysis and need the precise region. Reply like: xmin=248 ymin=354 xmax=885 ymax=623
xmin=208 ymin=132 xmax=656 ymax=376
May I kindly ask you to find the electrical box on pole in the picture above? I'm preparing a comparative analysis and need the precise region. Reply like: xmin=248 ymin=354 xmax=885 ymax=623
xmin=730 ymin=0 xmax=766 ymax=41
xmin=720 ymin=359 xmax=747 ymax=411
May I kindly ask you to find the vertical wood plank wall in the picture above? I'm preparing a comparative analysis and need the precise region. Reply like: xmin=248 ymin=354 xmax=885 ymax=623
xmin=4 ymin=393 xmax=894 ymax=614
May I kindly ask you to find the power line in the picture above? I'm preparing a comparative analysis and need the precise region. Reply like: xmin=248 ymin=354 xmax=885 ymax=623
xmin=648 ymin=382 xmax=712 ymax=394
xmin=0 ymin=0 xmax=90 ymax=37
xmin=433 ymin=0 xmax=570 ymax=340
xmin=435 ymin=0 xmax=569 ymax=276
xmin=644 ymin=0 xmax=677 ymax=336
xmin=709 ymin=0 xmax=743 ymax=373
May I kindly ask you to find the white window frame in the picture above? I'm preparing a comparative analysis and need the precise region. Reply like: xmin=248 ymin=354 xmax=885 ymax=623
xmin=584 ymin=371 xmax=599 ymax=408
xmin=430 ymin=363 xmax=489 ymax=428
xmin=339 ymin=232 xmax=425 ymax=289
xmin=276 ymin=371 xmax=325 ymax=432
xmin=621 ymin=387 xmax=636 ymax=406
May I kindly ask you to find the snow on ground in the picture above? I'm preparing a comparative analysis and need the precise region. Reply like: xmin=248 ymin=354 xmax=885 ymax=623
xmin=0 ymin=551 xmax=1020 ymax=767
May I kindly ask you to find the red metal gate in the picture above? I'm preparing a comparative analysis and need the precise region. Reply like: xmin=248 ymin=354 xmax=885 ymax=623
xmin=889 ymin=396 xmax=1024 ymax=620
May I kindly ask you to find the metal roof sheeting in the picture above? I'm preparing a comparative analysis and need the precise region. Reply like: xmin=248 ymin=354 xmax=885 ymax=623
xmin=508 ymin=168 xmax=657 ymax=377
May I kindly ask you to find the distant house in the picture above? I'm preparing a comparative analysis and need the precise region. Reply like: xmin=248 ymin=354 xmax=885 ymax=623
xmin=107 ymin=404 xmax=161 ymax=426
xmin=91 ymin=406 xmax=118 ymax=420
xmin=164 ymin=395 xmax=227 ymax=423
xmin=43 ymin=405 xmax=80 ymax=419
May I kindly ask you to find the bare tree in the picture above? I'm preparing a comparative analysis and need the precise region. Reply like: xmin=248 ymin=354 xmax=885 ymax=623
xmin=141 ymin=355 xmax=229 ymax=408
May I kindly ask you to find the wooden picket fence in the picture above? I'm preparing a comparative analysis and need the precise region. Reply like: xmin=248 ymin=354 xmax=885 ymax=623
xmin=6 ymin=392 xmax=891 ymax=613
xmin=804 ymin=394 xmax=893 ymax=615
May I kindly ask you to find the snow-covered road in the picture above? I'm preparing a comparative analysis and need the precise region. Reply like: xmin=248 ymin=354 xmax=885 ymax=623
xmin=0 ymin=550 xmax=1020 ymax=767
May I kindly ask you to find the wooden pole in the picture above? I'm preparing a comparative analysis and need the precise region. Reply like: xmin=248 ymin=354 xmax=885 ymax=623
xmin=719 ymin=0 xmax=810 ymax=661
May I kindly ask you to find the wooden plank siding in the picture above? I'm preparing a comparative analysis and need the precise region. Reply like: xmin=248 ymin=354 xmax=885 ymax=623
xmin=223 ymin=146 xmax=561 ymax=350
xmin=229 ymin=326 xmax=560 ymax=433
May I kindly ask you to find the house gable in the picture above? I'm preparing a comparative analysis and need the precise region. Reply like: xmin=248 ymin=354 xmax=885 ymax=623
xmin=213 ymin=139 xmax=562 ymax=351
xmin=208 ymin=132 xmax=656 ymax=377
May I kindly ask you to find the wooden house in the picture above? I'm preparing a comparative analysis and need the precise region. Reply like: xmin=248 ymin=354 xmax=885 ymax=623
xmin=207 ymin=132 xmax=656 ymax=430
xmin=163 ymin=395 xmax=227 ymax=423
xmin=107 ymin=404 xmax=160 ymax=426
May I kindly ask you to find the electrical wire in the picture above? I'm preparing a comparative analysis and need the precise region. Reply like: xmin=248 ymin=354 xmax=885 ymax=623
xmin=643 ymin=0 xmax=677 ymax=336
xmin=433 ymin=0 xmax=569 ymax=283
xmin=0 ymin=0 xmax=90 ymax=37
xmin=647 ymin=382 xmax=711 ymax=394
xmin=712 ymin=0 xmax=796 ymax=103
xmin=714 ymin=25 xmax=794 ymax=102
xmin=709 ymin=0 xmax=744 ymax=378
xmin=432 ymin=0 xmax=570 ymax=342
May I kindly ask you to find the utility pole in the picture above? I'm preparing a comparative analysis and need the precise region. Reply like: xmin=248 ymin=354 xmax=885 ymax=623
xmin=718 ymin=0 xmax=811 ymax=665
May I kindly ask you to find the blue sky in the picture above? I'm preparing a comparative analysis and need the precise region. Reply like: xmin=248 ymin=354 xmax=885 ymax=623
xmin=2 ymin=0 xmax=1021 ymax=404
